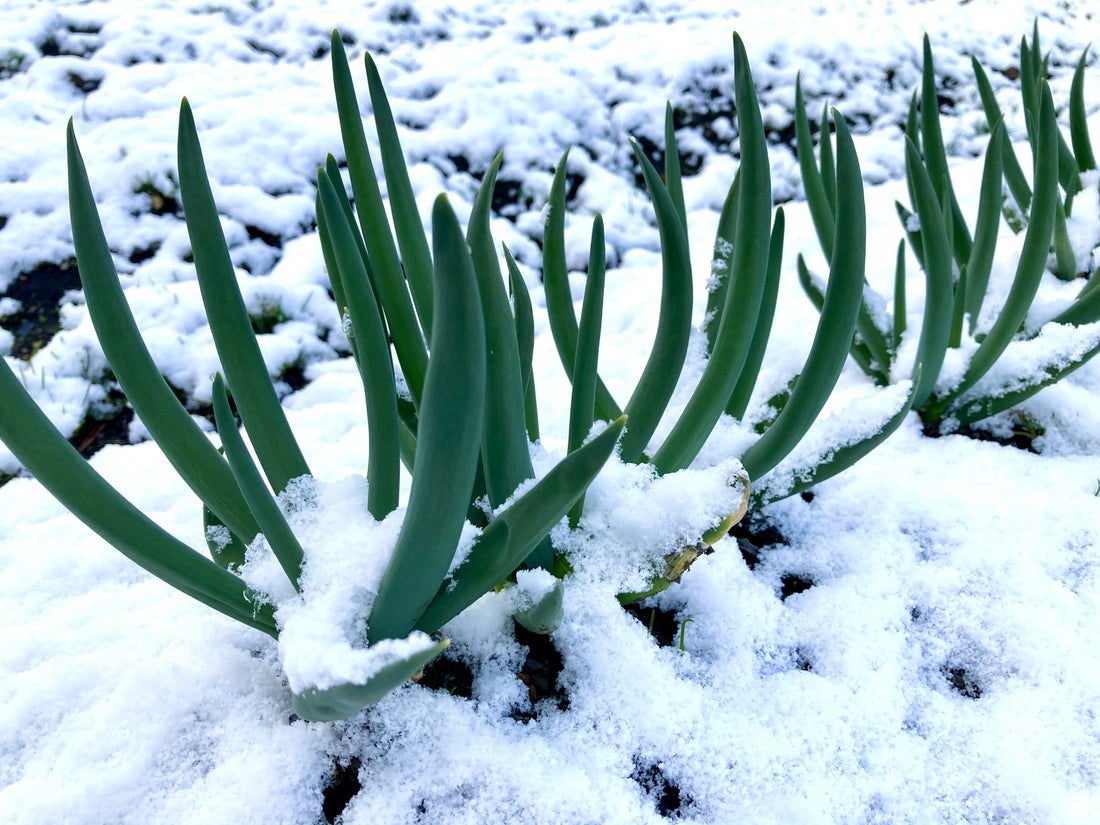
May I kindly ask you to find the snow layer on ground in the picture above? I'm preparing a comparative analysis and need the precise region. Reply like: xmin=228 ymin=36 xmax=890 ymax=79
xmin=3 ymin=0 xmax=1100 ymax=823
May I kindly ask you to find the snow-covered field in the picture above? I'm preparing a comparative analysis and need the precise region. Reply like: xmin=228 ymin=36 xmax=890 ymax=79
xmin=3 ymin=0 xmax=1100 ymax=822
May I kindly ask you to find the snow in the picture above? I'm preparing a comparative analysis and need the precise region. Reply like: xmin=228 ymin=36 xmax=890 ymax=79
xmin=3 ymin=0 xmax=1100 ymax=822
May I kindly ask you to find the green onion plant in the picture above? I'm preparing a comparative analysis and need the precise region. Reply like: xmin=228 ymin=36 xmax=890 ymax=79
xmin=539 ymin=34 xmax=907 ymax=517
xmin=795 ymin=27 xmax=1100 ymax=430
xmin=0 ymin=34 xmax=627 ymax=722
xmin=0 ymin=29 xmax=926 ymax=721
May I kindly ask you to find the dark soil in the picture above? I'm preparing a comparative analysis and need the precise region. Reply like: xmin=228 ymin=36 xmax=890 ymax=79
xmin=0 ymin=260 xmax=81 ymax=360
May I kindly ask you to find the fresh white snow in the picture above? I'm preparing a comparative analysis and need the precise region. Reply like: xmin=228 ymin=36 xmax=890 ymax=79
xmin=2 ymin=0 xmax=1100 ymax=822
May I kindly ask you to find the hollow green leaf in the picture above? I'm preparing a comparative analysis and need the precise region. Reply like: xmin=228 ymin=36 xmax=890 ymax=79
xmin=651 ymin=32 xmax=770 ymax=474
xmin=0 ymin=357 xmax=277 ymax=636
xmin=177 ymin=100 xmax=310 ymax=495
xmin=739 ymin=111 xmax=865 ymax=482
xmin=1051 ymin=275 xmax=1100 ymax=327
xmin=367 ymin=195 xmax=486 ymax=644
xmin=819 ymin=101 xmax=836 ymax=214
xmin=1056 ymin=130 xmax=1082 ymax=200
xmin=856 ymin=293 xmax=892 ymax=384
xmin=468 ymin=156 xmax=535 ymax=498
xmin=921 ymin=35 xmax=973 ymax=269
xmin=468 ymin=154 xmax=550 ymax=569
xmin=704 ymin=170 xmax=740 ymax=356
xmin=504 ymin=244 xmax=540 ymax=442
xmin=896 ymin=200 xmax=925 ymax=270
xmin=204 ymin=504 xmax=249 ymax=571
xmin=330 ymin=31 xmax=428 ymax=406
xmin=1053 ymin=197 xmax=1078 ymax=280
xmin=664 ymin=103 xmax=686 ymax=231
xmin=794 ymin=73 xmax=834 ymax=261
xmin=317 ymin=168 xmax=401 ymax=519
xmin=291 ymin=637 xmax=450 ymax=722
xmin=726 ymin=208 xmax=785 ymax=420
xmin=1020 ymin=36 xmax=1038 ymax=143
xmin=934 ymin=82 xmax=1060 ymax=416
xmin=620 ymin=139 xmax=694 ymax=465
xmin=798 ymin=256 xmax=878 ymax=382
xmin=951 ymin=332 xmax=1100 ymax=426
xmin=949 ymin=264 xmax=968 ymax=350
xmin=754 ymin=369 xmax=921 ymax=507
xmin=324 ymin=155 xmax=374 ymax=303
xmin=903 ymin=137 xmax=955 ymax=409
xmin=1070 ymin=47 xmax=1096 ymax=172
xmin=67 ymin=120 xmax=261 ymax=546
xmin=972 ymin=56 xmax=1031 ymax=216
xmin=893 ymin=239 xmax=907 ymax=351
xmin=416 ymin=417 xmax=625 ymax=634
xmin=568 ymin=214 xmax=606 ymax=526
xmin=364 ymin=51 xmax=435 ymax=334
xmin=964 ymin=120 xmax=1005 ymax=327
xmin=905 ymin=91 xmax=921 ymax=154
xmin=543 ymin=150 xmax=621 ymax=422
xmin=513 ymin=579 xmax=565 ymax=635
xmin=211 ymin=374 xmax=304 ymax=589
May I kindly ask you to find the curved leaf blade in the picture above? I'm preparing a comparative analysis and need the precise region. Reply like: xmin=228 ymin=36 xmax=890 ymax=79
xmin=291 ymin=637 xmax=449 ymax=722
xmin=0 ymin=358 xmax=277 ymax=636
xmin=652 ymin=31 xmax=771 ymax=474
xmin=740 ymin=111 xmax=866 ymax=482
xmin=67 ymin=120 xmax=261 ymax=545
xmin=619 ymin=140 xmax=694 ymax=464
xmin=177 ymin=99 xmax=310 ymax=494
xmin=415 ymin=416 xmax=625 ymax=634
xmin=211 ymin=374 xmax=304 ymax=589
xmin=367 ymin=195 xmax=486 ymax=644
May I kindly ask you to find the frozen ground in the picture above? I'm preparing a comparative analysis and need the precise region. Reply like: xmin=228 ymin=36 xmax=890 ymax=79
xmin=2 ymin=0 xmax=1100 ymax=822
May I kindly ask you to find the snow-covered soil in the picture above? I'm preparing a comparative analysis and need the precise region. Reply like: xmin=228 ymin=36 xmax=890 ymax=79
xmin=3 ymin=1 xmax=1100 ymax=822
